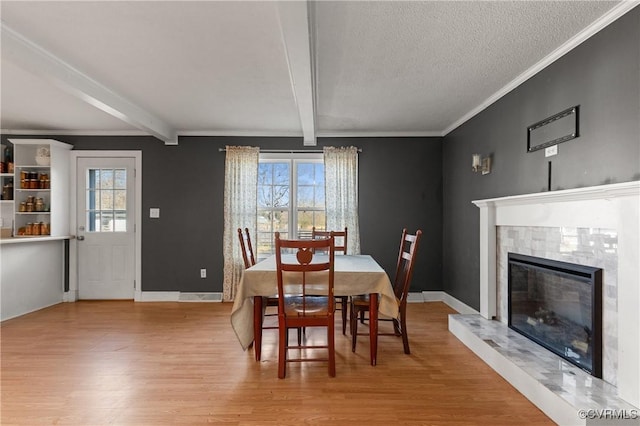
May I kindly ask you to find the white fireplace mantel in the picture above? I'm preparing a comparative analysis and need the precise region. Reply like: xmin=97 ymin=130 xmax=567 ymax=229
xmin=472 ymin=180 xmax=640 ymax=407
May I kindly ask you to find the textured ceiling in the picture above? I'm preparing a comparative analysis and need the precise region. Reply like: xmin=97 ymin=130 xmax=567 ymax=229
xmin=0 ymin=1 xmax=633 ymax=144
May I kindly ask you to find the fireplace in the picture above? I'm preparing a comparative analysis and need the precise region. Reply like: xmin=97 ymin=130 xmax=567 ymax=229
xmin=465 ymin=181 xmax=640 ymax=414
xmin=508 ymin=252 xmax=602 ymax=378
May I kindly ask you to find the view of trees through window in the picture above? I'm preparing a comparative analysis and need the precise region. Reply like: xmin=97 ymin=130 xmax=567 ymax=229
xmin=257 ymin=157 xmax=325 ymax=256
xmin=87 ymin=168 xmax=127 ymax=232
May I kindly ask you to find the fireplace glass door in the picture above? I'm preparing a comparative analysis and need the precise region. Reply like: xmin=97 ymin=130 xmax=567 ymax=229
xmin=508 ymin=253 xmax=602 ymax=377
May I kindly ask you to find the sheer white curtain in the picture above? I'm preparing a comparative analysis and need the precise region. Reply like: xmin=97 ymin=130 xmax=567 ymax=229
xmin=323 ymin=146 xmax=361 ymax=255
xmin=223 ymin=145 xmax=259 ymax=301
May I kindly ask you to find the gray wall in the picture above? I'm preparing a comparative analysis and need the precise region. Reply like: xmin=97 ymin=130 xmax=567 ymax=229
xmin=1 ymin=134 xmax=442 ymax=295
xmin=6 ymin=9 xmax=636 ymax=305
xmin=442 ymin=8 xmax=640 ymax=310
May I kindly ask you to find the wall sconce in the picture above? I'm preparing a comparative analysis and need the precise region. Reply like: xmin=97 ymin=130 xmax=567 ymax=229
xmin=472 ymin=154 xmax=491 ymax=175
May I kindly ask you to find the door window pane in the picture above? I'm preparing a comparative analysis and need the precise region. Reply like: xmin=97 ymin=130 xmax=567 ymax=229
xmin=114 ymin=170 xmax=127 ymax=189
xmin=86 ymin=168 xmax=127 ymax=232
xmin=101 ymin=211 xmax=114 ymax=232
xmin=100 ymin=170 xmax=114 ymax=189
xmin=114 ymin=211 xmax=127 ymax=232
xmin=100 ymin=191 xmax=113 ymax=210
xmin=114 ymin=190 xmax=127 ymax=210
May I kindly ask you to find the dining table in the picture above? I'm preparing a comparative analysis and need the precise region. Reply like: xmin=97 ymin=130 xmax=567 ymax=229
xmin=230 ymin=254 xmax=398 ymax=366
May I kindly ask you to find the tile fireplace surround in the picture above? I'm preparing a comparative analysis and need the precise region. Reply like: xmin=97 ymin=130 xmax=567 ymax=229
xmin=449 ymin=181 xmax=639 ymax=425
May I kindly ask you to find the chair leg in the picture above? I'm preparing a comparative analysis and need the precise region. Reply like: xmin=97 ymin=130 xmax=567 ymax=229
xmin=254 ymin=296 xmax=263 ymax=361
xmin=341 ymin=296 xmax=348 ymax=335
xmin=400 ymin=313 xmax=410 ymax=355
xmin=278 ymin=321 xmax=287 ymax=379
xmin=328 ymin=321 xmax=336 ymax=377
xmin=350 ymin=306 xmax=358 ymax=352
xmin=392 ymin=318 xmax=401 ymax=336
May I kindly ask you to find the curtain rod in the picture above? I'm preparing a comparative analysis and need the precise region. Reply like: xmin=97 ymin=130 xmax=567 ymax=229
xmin=218 ymin=148 xmax=362 ymax=153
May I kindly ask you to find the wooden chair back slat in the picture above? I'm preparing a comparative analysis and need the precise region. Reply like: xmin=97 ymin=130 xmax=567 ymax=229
xmin=312 ymin=227 xmax=347 ymax=255
xmin=237 ymin=227 xmax=256 ymax=269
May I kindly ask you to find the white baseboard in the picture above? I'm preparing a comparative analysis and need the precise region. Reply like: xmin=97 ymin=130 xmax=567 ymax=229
xmin=137 ymin=291 xmax=178 ymax=301
xmin=0 ymin=301 xmax=62 ymax=322
xmin=65 ymin=290 xmax=470 ymax=309
xmin=422 ymin=290 xmax=447 ymax=302
xmin=179 ymin=292 xmax=223 ymax=302
xmin=63 ymin=291 xmax=78 ymax=302
xmin=406 ymin=292 xmax=425 ymax=303
xmin=422 ymin=291 xmax=479 ymax=315
xmin=138 ymin=291 xmax=223 ymax=302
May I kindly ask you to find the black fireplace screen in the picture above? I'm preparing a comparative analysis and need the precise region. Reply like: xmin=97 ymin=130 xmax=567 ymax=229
xmin=508 ymin=253 xmax=602 ymax=378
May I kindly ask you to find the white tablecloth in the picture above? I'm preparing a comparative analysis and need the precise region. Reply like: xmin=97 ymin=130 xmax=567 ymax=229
xmin=230 ymin=254 xmax=398 ymax=349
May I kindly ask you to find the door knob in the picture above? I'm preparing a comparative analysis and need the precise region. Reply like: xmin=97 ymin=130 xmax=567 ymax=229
xmin=77 ymin=235 xmax=85 ymax=241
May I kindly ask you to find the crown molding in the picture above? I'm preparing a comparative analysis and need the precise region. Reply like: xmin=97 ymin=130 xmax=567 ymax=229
xmin=1 ymin=129 xmax=150 ymax=136
xmin=177 ymin=130 xmax=302 ymax=138
xmin=442 ymin=1 xmax=640 ymax=136
xmin=1 ymin=128 xmax=446 ymax=139
xmin=316 ymin=131 xmax=443 ymax=138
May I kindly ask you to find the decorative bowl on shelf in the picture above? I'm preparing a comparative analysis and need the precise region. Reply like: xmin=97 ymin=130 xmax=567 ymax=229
xmin=35 ymin=156 xmax=51 ymax=166
xmin=35 ymin=146 xmax=51 ymax=166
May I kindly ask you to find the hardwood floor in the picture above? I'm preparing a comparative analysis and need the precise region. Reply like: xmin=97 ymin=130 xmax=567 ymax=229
xmin=1 ymin=301 xmax=553 ymax=425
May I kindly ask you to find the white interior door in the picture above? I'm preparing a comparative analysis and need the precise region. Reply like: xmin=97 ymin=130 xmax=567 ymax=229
xmin=77 ymin=157 xmax=135 ymax=299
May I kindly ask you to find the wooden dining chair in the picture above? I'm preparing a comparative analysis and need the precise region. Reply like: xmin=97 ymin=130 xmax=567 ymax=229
xmin=311 ymin=227 xmax=349 ymax=334
xmin=238 ymin=227 xmax=256 ymax=270
xmin=237 ymin=227 xmax=278 ymax=361
xmin=311 ymin=227 xmax=347 ymax=254
xmin=350 ymin=228 xmax=422 ymax=355
xmin=275 ymin=232 xmax=336 ymax=378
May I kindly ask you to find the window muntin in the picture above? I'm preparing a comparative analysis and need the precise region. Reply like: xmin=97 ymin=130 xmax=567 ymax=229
xmin=86 ymin=168 xmax=127 ymax=232
xmin=257 ymin=155 xmax=324 ymax=256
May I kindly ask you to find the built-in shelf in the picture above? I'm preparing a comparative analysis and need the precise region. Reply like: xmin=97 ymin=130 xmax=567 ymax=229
xmin=6 ymin=139 xmax=72 ymax=238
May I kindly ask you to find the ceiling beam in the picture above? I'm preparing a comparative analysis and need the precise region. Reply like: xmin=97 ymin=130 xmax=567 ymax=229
xmin=276 ymin=1 xmax=316 ymax=146
xmin=1 ymin=22 xmax=178 ymax=145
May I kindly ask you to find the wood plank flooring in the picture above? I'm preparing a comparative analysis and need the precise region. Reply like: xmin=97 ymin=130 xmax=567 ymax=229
xmin=1 ymin=301 xmax=553 ymax=425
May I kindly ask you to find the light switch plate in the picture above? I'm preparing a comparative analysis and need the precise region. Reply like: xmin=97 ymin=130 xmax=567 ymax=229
xmin=545 ymin=145 xmax=558 ymax=157
xmin=149 ymin=208 xmax=160 ymax=218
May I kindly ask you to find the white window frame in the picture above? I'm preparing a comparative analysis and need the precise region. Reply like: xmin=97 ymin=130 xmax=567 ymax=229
xmin=85 ymin=167 xmax=129 ymax=233
xmin=258 ymin=153 xmax=324 ymax=256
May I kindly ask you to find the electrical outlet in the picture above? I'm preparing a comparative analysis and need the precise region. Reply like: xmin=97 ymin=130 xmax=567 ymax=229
xmin=200 ymin=268 xmax=207 ymax=278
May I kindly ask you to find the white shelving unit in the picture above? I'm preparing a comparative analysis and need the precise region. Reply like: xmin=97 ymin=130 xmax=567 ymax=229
xmin=0 ymin=172 xmax=14 ymax=236
xmin=8 ymin=139 xmax=72 ymax=238
xmin=1 ymin=143 xmax=15 ymax=235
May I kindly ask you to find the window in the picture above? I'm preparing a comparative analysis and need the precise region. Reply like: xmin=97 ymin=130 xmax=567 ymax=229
xmin=257 ymin=154 xmax=325 ymax=256
xmin=86 ymin=168 xmax=127 ymax=232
